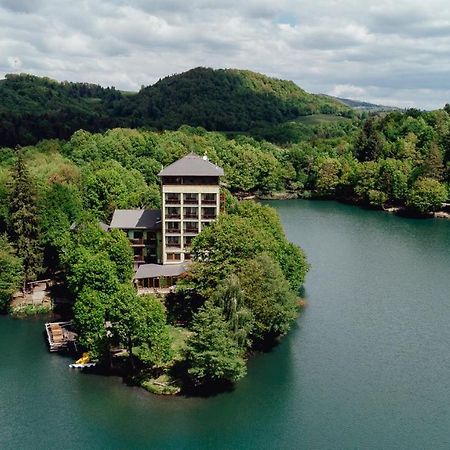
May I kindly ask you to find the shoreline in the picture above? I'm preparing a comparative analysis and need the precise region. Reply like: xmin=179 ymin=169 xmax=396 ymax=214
xmin=254 ymin=192 xmax=450 ymax=220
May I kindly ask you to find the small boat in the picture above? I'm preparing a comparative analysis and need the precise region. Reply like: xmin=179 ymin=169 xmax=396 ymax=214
xmin=69 ymin=352 xmax=96 ymax=369
xmin=69 ymin=362 xmax=96 ymax=369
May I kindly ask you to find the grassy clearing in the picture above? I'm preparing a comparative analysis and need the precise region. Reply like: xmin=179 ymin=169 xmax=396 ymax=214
xmin=10 ymin=303 xmax=53 ymax=317
xmin=294 ymin=114 xmax=351 ymax=125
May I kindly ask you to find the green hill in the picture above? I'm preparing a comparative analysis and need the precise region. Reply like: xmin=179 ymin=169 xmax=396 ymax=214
xmin=130 ymin=67 xmax=351 ymax=131
xmin=0 ymin=73 xmax=127 ymax=147
xmin=0 ymin=68 xmax=352 ymax=147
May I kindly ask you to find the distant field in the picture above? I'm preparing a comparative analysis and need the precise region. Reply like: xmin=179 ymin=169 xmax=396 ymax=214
xmin=294 ymin=114 xmax=352 ymax=125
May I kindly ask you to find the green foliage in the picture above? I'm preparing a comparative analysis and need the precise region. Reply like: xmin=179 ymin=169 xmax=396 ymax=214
xmin=355 ymin=117 xmax=385 ymax=162
xmin=211 ymin=275 xmax=254 ymax=349
xmin=110 ymin=286 xmax=172 ymax=368
xmin=38 ymin=182 xmax=82 ymax=269
xmin=185 ymin=301 xmax=247 ymax=385
xmin=68 ymin=250 xmax=119 ymax=296
xmin=406 ymin=178 xmax=448 ymax=214
xmin=81 ymin=160 xmax=156 ymax=220
xmin=238 ymin=253 xmax=298 ymax=344
xmin=7 ymin=149 xmax=42 ymax=285
xmin=0 ymin=235 xmax=23 ymax=311
xmin=0 ymin=69 xmax=350 ymax=148
xmin=73 ymin=288 xmax=110 ymax=359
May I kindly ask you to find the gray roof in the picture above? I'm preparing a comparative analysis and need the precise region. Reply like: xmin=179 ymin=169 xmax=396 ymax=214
xmin=109 ymin=209 xmax=161 ymax=230
xmin=158 ymin=153 xmax=224 ymax=177
xmin=134 ymin=262 xmax=190 ymax=279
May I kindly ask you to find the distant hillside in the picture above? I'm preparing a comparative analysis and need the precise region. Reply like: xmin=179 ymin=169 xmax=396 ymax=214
xmin=0 ymin=68 xmax=352 ymax=147
xmin=321 ymin=94 xmax=399 ymax=112
xmin=0 ymin=73 xmax=128 ymax=147
xmin=129 ymin=67 xmax=352 ymax=131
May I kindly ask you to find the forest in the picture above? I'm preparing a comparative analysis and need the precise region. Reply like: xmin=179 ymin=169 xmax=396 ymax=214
xmin=0 ymin=68 xmax=449 ymax=392
xmin=0 ymin=68 xmax=351 ymax=147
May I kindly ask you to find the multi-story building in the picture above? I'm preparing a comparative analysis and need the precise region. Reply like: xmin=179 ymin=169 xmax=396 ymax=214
xmin=109 ymin=209 xmax=162 ymax=269
xmin=159 ymin=152 xmax=224 ymax=264
xmin=110 ymin=153 xmax=224 ymax=290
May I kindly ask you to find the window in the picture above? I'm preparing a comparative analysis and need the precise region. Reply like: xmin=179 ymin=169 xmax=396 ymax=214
xmin=183 ymin=236 xmax=194 ymax=247
xmin=166 ymin=252 xmax=181 ymax=261
xmin=166 ymin=236 xmax=181 ymax=248
xmin=165 ymin=207 xmax=180 ymax=219
xmin=183 ymin=221 xmax=198 ymax=233
xmin=201 ymin=193 xmax=216 ymax=205
xmin=183 ymin=207 xmax=198 ymax=219
xmin=166 ymin=222 xmax=180 ymax=234
xmin=165 ymin=193 xmax=181 ymax=204
xmin=202 ymin=207 xmax=217 ymax=220
xmin=183 ymin=193 xmax=198 ymax=204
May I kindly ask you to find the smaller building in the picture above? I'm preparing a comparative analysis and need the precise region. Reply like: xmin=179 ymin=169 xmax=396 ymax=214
xmin=109 ymin=209 xmax=162 ymax=268
xmin=134 ymin=262 xmax=189 ymax=292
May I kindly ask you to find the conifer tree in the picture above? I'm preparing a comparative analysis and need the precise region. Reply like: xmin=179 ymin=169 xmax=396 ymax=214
xmin=421 ymin=142 xmax=444 ymax=180
xmin=8 ymin=147 xmax=42 ymax=290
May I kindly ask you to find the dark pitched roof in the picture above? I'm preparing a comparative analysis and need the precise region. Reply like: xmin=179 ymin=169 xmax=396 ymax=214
xmin=158 ymin=153 xmax=224 ymax=177
xmin=134 ymin=262 xmax=190 ymax=279
xmin=109 ymin=209 xmax=161 ymax=230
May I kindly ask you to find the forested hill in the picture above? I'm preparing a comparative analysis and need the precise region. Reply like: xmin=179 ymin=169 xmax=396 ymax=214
xmin=129 ymin=67 xmax=351 ymax=131
xmin=0 ymin=74 xmax=125 ymax=147
xmin=0 ymin=68 xmax=351 ymax=147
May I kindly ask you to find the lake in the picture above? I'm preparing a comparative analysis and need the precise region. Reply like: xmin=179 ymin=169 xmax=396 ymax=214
xmin=1 ymin=200 xmax=449 ymax=449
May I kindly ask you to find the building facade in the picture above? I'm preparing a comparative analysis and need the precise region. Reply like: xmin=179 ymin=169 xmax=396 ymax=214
xmin=110 ymin=153 xmax=224 ymax=288
xmin=109 ymin=209 xmax=162 ymax=269
xmin=159 ymin=153 xmax=224 ymax=264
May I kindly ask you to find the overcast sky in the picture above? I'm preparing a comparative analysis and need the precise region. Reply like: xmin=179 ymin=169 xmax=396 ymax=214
xmin=1 ymin=0 xmax=449 ymax=109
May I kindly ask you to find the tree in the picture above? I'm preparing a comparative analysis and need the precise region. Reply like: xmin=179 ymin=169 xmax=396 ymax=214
xmin=0 ymin=235 xmax=23 ymax=311
xmin=185 ymin=301 xmax=247 ymax=385
xmin=67 ymin=250 xmax=119 ymax=295
xmin=73 ymin=288 xmax=110 ymax=360
xmin=355 ymin=118 xmax=384 ymax=162
xmin=420 ymin=142 xmax=444 ymax=181
xmin=109 ymin=285 xmax=172 ymax=369
xmin=406 ymin=178 xmax=448 ymax=214
xmin=314 ymin=157 xmax=342 ymax=196
xmin=211 ymin=274 xmax=254 ymax=349
xmin=8 ymin=148 xmax=42 ymax=289
xmin=102 ymin=229 xmax=134 ymax=284
xmin=238 ymin=253 xmax=298 ymax=345
xmin=38 ymin=182 xmax=82 ymax=270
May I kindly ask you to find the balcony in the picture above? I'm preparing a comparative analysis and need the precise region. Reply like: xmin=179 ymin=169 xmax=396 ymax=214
xmin=184 ymin=213 xmax=198 ymax=219
xmin=165 ymin=228 xmax=181 ymax=234
xmin=184 ymin=227 xmax=199 ymax=234
xmin=129 ymin=238 xmax=145 ymax=246
xmin=183 ymin=198 xmax=198 ymax=205
xmin=166 ymin=243 xmax=181 ymax=249
xmin=201 ymin=199 xmax=216 ymax=205
xmin=201 ymin=214 xmax=216 ymax=220
xmin=166 ymin=213 xmax=181 ymax=219
xmin=165 ymin=196 xmax=181 ymax=205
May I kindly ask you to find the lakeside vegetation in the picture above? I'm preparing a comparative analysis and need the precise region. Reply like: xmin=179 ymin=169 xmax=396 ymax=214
xmin=0 ymin=66 xmax=449 ymax=392
xmin=0 ymin=139 xmax=309 ymax=391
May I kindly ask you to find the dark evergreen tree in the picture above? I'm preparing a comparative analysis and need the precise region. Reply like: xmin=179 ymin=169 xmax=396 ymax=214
xmin=8 ymin=147 xmax=42 ymax=290
xmin=355 ymin=118 xmax=384 ymax=162
xmin=421 ymin=142 xmax=444 ymax=181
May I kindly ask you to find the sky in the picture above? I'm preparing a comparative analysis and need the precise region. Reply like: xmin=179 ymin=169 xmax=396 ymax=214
xmin=1 ymin=0 xmax=449 ymax=109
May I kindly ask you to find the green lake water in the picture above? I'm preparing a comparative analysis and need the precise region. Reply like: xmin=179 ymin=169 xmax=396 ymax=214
xmin=1 ymin=200 xmax=449 ymax=449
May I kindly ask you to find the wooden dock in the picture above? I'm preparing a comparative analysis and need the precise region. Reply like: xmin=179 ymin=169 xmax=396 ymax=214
xmin=45 ymin=321 xmax=78 ymax=352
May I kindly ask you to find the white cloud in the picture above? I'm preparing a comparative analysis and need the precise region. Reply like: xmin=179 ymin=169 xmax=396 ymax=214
xmin=0 ymin=0 xmax=449 ymax=109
